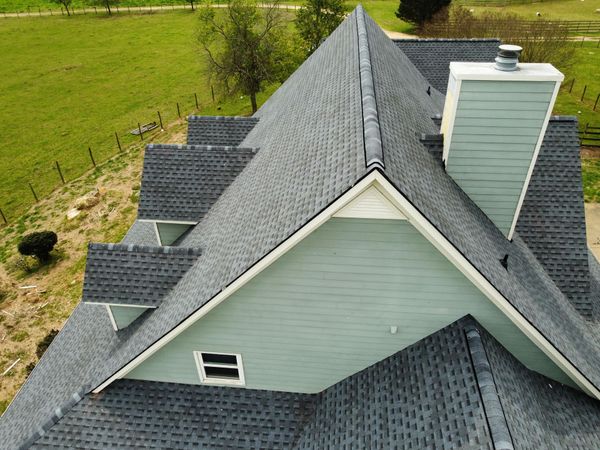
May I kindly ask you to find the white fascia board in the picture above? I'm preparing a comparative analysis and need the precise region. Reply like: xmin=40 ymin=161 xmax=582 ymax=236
xmin=87 ymin=302 xmax=156 ymax=309
xmin=93 ymin=170 xmax=600 ymax=399
xmin=138 ymin=219 xmax=198 ymax=225
xmin=507 ymin=79 xmax=562 ymax=240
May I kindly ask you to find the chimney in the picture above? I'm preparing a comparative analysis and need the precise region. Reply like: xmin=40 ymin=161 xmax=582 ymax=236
xmin=440 ymin=45 xmax=563 ymax=239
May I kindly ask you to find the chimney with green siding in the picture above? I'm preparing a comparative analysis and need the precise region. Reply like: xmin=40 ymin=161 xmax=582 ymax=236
xmin=440 ymin=45 xmax=563 ymax=239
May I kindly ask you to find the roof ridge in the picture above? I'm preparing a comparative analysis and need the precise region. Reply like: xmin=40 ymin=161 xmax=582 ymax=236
xmin=146 ymin=143 xmax=259 ymax=152
xmin=465 ymin=322 xmax=515 ymax=450
xmin=187 ymin=115 xmax=259 ymax=121
xmin=393 ymin=38 xmax=500 ymax=42
xmin=88 ymin=242 xmax=202 ymax=256
xmin=356 ymin=5 xmax=384 ymax=169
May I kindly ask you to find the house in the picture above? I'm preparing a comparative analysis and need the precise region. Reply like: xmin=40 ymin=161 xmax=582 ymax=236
xmin=3 ymin=6 xmax=600 ymax=449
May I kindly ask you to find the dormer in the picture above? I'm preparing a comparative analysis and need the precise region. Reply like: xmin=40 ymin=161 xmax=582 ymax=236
xmin=82 ymin=243 xmax=201 ymax=330
xmin=441 ymin=45 xmax=563 ymax=239
xmin=137 ymin=144 xmax=258 ymax=245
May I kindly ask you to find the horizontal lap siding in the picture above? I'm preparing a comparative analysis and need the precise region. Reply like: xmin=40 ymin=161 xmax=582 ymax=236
xmin=126 ymin=218 xmax=572 ymax=391
xmin=111 ymin=305 xmax=147 ymax=329
xmin=447 ymin=80 xmax=555 ymax=236
xmin=156 ymin=223 xmax=191 ymax=246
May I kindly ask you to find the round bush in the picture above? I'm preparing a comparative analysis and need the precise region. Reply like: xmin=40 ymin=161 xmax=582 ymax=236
xmin=17 ymin=231 xmax=58 ymax=262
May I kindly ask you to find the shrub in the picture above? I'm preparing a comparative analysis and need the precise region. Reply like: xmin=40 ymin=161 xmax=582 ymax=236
xmin=396 ymin=0 xmax=451 ymax=27
xmin=25 ymin=362 xmax=36 ymax=378
xmin=18 ymin=231 xmax=58 ymax=262
xmin=36 ymin=329 xmax=59 ymax=359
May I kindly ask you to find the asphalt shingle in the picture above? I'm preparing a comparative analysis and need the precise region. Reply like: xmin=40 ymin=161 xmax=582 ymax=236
xmin=82 ymin=243 xmax=201 ymax=307
xmin=138 ymin=144 xmax=257 ymax=222
xmin=187 ymin=116 xmax=259 ymax=146
xmin=516 ymin=117 xmax=591 ymax=317
xmin=393 ymin=38 xmax=500 ymax=93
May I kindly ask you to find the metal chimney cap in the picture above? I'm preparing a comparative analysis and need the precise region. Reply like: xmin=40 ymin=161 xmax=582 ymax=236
xmin=495 ymin=44 xmax=523 ymax=71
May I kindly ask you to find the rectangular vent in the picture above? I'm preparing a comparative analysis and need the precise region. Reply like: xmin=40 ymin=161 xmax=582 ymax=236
xmin=194 ymin=351 xmax=245 ymax=386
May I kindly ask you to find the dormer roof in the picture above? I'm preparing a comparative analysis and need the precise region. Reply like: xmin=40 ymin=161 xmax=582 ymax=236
xmin=82 ymin=243 xmax=201 ymax=308
xmin=137 ymin=144 xmax=257 ymax=222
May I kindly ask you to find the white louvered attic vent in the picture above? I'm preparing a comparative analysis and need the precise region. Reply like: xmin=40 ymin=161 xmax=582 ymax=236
xmin=334 ymin=185 xmax=406 ymax=220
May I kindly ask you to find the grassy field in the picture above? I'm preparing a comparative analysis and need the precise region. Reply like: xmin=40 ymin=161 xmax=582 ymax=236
xmin=472 ymin=0 xmax=600 ymax=21
xmin=554 ymin=40 xmax=600 ymax=130
xmin=0 ymin=11 xmax=280 ymax=221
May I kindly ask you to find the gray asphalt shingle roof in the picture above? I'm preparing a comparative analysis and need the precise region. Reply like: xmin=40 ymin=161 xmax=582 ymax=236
xmin=393 ymin=38 xmax=500 ymax=93
xmin=31 ymin=318 xmax=494 ymax=450
xmin=2 ymin=7 xmax=600 ymax=449
xmin=82 ymin=243 xmax=201 ymax=307
xmin=137 ymin=144 xmax=257 ymax=222
xmin=30 ymin=316 xmax=600 ymax=449
xmin=187 ymin=116 xmax=259 ymax=146
xmin=516 ymin=117 xmax=591 ymax=316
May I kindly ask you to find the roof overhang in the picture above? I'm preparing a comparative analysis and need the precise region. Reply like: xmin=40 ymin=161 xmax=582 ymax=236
xmin=92 ymin=170 xmax=600 ymax=400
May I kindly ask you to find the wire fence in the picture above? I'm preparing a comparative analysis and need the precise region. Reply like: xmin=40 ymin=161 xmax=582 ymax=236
xmin=0 ymin=91 xmax=218 ymax=226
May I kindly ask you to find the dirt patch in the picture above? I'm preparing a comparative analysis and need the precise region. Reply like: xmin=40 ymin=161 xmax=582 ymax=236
xmin=0 ymin=120 xmax=187 ymax=412
xmin=581 ymin=147 xmax=600 ymax=159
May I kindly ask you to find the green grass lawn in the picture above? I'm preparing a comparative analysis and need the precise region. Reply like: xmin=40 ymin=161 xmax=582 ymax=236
xmin=470 ymin=0 xmax=600 ymax=21
xmin=0 ymin=11 xmax=281 ymax=220
xmin=554 ymin=40 xmax=600 ymax=129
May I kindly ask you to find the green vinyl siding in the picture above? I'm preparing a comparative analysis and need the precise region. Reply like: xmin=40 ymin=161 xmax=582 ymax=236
xmin=156 ymin=222 xmax=192 ymax=246
xmin=447 ymin=80 xmax=555 ymax=236
xmin=126 ymin=218 xmax=573 ymax=391
xmin=110 ymin=305 xmax=148 ymax=329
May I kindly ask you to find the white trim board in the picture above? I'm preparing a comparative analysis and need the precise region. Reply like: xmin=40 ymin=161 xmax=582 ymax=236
xmin=88 ymin=302 xmax=155 ymax=309
xmin=106 ymin=305 xmax=119 ymax=332
xmin=139 ymin=219 xmax=198 ymax=225
xmin=92 ymin=170 xmax=600 ymax=400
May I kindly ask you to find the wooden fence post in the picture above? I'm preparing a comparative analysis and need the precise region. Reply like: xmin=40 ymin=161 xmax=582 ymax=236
xmin=211 ymin=85 xmax=215 ymax=103
xmin=138 ymin=123 xmax=144 ymax=141
xmin=177 ymin=102 xmax=181 ymax=118
xmin=581 ymin=85 xmax=587 ymax=102
xmin=0 ymin=208 xmax=7 ymax=225
xmin=569 ymin=79 xmax=575 ymax=94
xmin=594 ymin=94 xmax=600 ymax=112
xmin=194 ymin=93 xmax=199 ymax=109
xmin=29 ymin=183 xmax=38 ymax=202
xmin=115 ymin=132 xmax=122 ymax=152
xmin=55 ymin=161 xmax=65 ymax=184
xmin=88 ymin=147 xmax=96 ymax=167
xmin=157 ymin=111 xmax=164 ymax=130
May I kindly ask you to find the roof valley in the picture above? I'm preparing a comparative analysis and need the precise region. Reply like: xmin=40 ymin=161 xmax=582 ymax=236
xmin=356 ymin=5 xmax=384 ymax=170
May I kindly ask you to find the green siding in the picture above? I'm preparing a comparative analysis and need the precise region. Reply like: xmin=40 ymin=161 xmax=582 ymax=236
xmin=110 ymin=305 xmax=147 ymax=329
xmin=157 ymin=222 xmax=191 ymax=246
xmin=447 ymin=80 xmax=555 ymax=236
xmin=126 ymin=218 xmax=573 ymax=391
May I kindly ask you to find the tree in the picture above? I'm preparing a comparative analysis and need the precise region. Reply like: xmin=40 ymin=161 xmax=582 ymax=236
xmin=396 ymin=0 xmax=450 ymax=28
xmin=51 ymin=0 xmax=73 ymax=16
xmin=197 ymin=0 xmax=299 ymax=113
xmin=18 ymin=231 xmax=58 ymax=262
xmin=90 ymin=0 xmax=119 ymax=15
xmin=295 ymin=0 xmax=345 ymax=55
xmin=421 ymin=6 xmax=575 ymax=69
xmin=186 ymin=0 xmax=196 ymax=11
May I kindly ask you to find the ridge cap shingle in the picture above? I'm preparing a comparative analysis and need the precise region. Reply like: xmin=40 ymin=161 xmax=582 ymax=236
xmin=356 ymin=5 xmax=384 ymax=169
xmin=465 ymin=322 xmax=515 ymax=450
